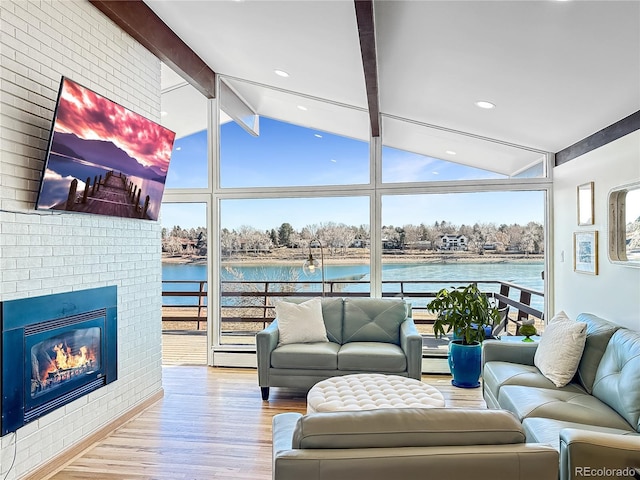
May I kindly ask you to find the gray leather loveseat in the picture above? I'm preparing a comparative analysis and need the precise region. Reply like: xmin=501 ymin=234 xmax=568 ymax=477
xmin=257 ymin=297 xmax=422 ymax=400
xmin=272 ymin=407 xmax=559 ymax=480
xmin=483 ymin=313 xmax=640 ymax=480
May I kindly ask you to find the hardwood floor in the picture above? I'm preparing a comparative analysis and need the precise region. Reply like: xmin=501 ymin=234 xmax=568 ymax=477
xmin=47 ymin=366 xmax=485 ymax=479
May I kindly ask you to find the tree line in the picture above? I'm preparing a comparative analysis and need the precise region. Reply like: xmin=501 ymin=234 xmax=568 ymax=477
xmin=162 ymin=220 xmax=546 ymax=257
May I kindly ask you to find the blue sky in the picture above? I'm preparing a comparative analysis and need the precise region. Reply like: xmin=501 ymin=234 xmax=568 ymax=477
xmin=160 ymin=118 xmax=545 ymax=231
xmin=161 ymin=191 xmax=544 ymax=233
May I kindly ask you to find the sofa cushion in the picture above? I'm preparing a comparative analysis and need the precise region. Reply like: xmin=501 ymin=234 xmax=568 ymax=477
xmin=533 ymin=312 xmax=587 ymax=387
xmin=275 ymin=298 xmax=328 ymax=345
xmin=592 ymin=328 xmax=640 ymax=432
xmin=337 ymin=342 xmax=407 ymax=373
xmin=522 ymin=417 xmax=637 ymax=451
xmin=271 ymin=342 xmax=340 ymax=370
xmin=292 ymin=408 xmax=526 ymax=449
xmin=342 ymin=298 xmax=407 ymax=345
xmin=319 ymin=297 xmax=344 ymax=344
xmin=575 ymin=313 xmax=620 ymax=394
xmin=282 ymin=297 xmax=344 ymax=344
xmin=498 ymin=385 xmax=633 ymax=431
xmin=483 ymin=361 xmax=585 ymax=403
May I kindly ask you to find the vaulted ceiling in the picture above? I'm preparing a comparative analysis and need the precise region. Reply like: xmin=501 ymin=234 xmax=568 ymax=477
xmin=140 ymin=0 xmax=639 ymax=176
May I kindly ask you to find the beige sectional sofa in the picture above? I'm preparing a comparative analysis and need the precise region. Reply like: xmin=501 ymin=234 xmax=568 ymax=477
xmin=272 ymin=407 xmax=558 ymax=480
xmin=483 ymin=313 xmax=640 ymax=480
xmin=257 ymin=297 xmax=422 ymax=400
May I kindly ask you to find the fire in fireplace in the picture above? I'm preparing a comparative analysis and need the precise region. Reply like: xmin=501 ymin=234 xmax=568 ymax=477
xmin=31 ymin=326 xmax=101 ymax=398
xmin=1 ymin=286 xmax=117 ymax=436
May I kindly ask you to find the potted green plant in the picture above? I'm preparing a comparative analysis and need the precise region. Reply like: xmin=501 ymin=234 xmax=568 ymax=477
xmin=519 ymin=324 xmax=537 ymax=342
xmin=427 ymin=283 xmax=500 ymax=388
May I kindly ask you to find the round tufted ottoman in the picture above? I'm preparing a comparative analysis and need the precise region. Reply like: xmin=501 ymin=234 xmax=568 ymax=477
xmin=306 ymin=373 xmax=445 ymax=414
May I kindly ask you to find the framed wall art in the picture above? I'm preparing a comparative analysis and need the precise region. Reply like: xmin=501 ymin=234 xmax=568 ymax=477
xmin=577 ymin=182 xmax=594 ymax=225
xmin=574 ymin=231 xmax=598 ymax=275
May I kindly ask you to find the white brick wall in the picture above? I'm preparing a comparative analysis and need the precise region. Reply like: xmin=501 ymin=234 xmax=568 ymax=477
xmin=0 ymin=1 xmax=163 ymax=478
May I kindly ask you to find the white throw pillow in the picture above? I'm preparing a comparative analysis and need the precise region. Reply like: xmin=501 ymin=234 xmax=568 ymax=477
xmin=534 ymin=311 xmax=587 ymax=387
xmin=275 ymin=298 xmax=328 ymax=345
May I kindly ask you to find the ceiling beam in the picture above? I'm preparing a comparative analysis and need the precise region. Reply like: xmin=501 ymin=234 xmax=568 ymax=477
xmin=555 ymin=110 xmax=640 ymax=166
xmin=89 ymin=0 xmax=216 ymax=99
xmin=354 ymin=0 xmax=381 ymax=138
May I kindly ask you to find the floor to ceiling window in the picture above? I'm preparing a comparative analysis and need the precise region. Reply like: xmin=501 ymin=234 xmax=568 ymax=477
xmin=160 ymin=72 xmax=552 ymax=367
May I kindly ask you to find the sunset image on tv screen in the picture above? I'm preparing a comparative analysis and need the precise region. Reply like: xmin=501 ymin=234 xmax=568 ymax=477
xmin=36 ymin=77 xmax=176 ymax=221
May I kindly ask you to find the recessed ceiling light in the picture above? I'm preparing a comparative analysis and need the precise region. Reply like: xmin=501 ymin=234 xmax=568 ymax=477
xmin=314 ymin=134 xmax=322 ymax=138
xmin=330 ymin=159 xmax=337 ymax=163
xmin=274 ymin=69 xmax=290 ymax=78
xmin=445 ymin=150 xmax=456 ymax=155
xmin=297 ymin=105 xmax=307 ymax=111
xmin=475 ymin=100 xmax=496 ymax=109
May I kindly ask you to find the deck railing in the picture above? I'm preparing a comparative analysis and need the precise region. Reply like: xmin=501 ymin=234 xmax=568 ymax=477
xmin=162 ymin=279 xmax=544 ymax=336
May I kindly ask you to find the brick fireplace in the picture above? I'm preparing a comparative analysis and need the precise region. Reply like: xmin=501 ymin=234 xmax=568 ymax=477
xmin=1 ymin=286 xmax=117 ymax=436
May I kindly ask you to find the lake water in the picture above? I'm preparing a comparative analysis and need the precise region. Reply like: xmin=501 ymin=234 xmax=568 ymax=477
xmin=163 ymin=261 xmax=545 ymax=310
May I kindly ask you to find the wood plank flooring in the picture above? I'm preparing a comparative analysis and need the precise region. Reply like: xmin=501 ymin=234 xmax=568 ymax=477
xmin=47 ymin=367 xmax=485 ymax=479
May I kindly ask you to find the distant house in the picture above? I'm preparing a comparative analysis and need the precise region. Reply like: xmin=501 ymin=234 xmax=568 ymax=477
xmin=406 ymin=240 xmax=432 ymax=250
xmin=382 ymin=237 xmax=400 ymax=249
xmin=438 ymin=234 xmax=468 ymax=251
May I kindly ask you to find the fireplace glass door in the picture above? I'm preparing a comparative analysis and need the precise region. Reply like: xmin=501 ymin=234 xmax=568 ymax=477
xmin=24 ymin=316 xmax=106 ymax=414
xmin=30 ymin=326 xmax=101 ymax=399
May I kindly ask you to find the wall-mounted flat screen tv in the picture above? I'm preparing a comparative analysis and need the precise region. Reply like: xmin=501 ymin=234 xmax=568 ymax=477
xmin=35 ymin=77 xmax=176 ymax=221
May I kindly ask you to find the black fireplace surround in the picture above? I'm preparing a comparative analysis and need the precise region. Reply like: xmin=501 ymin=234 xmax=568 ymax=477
xmin=1 ymin=286 xmax=117 ymax=436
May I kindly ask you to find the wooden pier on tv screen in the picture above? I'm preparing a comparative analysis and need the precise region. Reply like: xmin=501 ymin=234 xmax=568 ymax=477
xmin=55 ymin=171 xmax=152 ymax=219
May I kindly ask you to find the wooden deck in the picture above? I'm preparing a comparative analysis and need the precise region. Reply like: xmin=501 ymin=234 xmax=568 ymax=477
xmin=162 ymin=332 xmax=208 ymax=365
xmin=45 ymin=366 xmax=484 ymax=479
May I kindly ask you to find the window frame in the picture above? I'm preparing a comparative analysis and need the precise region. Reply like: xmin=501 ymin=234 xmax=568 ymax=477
xmin=161 ymin=79 xmax=555 ymax=358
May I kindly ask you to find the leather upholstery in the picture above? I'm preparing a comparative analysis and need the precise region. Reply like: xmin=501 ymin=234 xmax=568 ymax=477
xmin=559 ymin=428 xmax=640 ymax=480
xmin=482 ymin=314 xmax=640 ymax=480
xmin=592 ymin=328 xmax=640 ymax=432
xmin=575 ymin=313 xmax=620 ymax=393
xmin=336 ymin=342 xmax=406 ymax=372
xmin=306 ymin=374 xmax=443 ymax=413
xmin=498 ymin=385 xmax=632 ymax=430
xmin=482 ymin=338 xmax=538 ymax=365
xmin=272 ymin=410 xmax=559 ymax=480
xmin=483 ymin=361 xmax=585 ymax=404
xmin=257 ymin=297 xmax=422 ymax=399
xmin=342 ymin=298 xmax=407 ymax=345
xmin=271 ymin=341 xmax=340 ymax=370
xmin=292 ymin=408 xmax=526 ymax=449
xmin=319 ymin=297 xmax=344 ymax=344
xmin=523 ymin=417 xmax=636 ymax=450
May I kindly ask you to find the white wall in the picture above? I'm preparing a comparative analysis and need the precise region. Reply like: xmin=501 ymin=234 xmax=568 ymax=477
xmin=553 ymin=130 xmax=640 ymax=330
xmin=0 ymin=1 xmax=163 ymax=478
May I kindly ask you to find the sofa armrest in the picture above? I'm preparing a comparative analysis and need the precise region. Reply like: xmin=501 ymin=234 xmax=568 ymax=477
xmin=482 ymin=339 xmax=538 ymax=366
xmin=560 ymin=428 xmax=640 ymax=480
xmin=400 ymin=317 xmax=422 ymax=380
xmin=256 ymin=320 xmax=279 ymax=386
xmin=273 ymin=412 xmax=302 ymax=454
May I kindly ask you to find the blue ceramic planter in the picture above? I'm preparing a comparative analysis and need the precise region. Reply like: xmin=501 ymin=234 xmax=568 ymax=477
xmin=448 ymin=340 xmax=482 ymax=388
